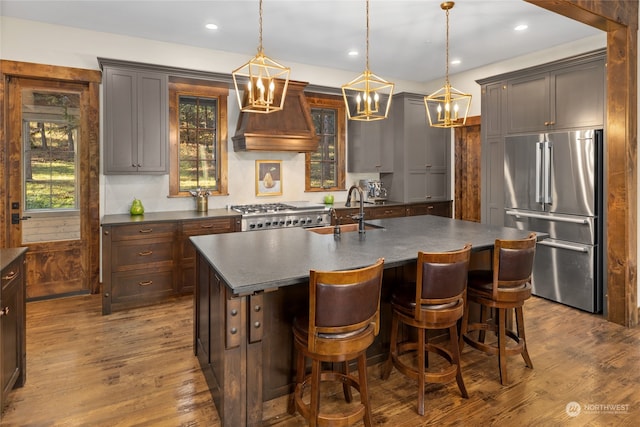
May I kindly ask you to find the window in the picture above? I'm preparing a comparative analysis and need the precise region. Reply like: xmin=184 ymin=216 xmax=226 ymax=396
xmin=169 ymin=79 xmax=228 ymax=196
xmin=306 ymin=93 xmax=346 ymax=192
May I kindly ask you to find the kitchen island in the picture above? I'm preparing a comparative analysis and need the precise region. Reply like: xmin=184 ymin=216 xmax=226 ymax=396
xmin=190 ymin=215 xmax=541 ymax=426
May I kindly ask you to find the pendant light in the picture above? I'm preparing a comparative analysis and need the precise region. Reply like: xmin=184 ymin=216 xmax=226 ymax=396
xmin=424 ymin=1 xmax=471 ymax=128
xmin=342 ymin=0 xmax=394 ymax=121
xmin=232 ymin=0 xmax=290 ymax=114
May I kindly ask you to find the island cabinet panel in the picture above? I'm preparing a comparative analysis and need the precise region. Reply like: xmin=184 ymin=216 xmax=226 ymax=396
xmin=195 ymin=256 xmax=247 ymax=427
xmin=178 ymin=217 xmax=238 ymax=294
xmin=102 ymin=222 xmax=177 ymax=314
xmin=0 ymin=248 xmax=27 ymax=420
xmin=101 ymin=61 xmax=168 ymax=175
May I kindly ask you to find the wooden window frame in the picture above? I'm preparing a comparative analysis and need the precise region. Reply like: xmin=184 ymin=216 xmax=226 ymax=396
xmin=305 ymin=93 xmax=346 ymax=192
xmin=168 ymin=78 xmax=228 ymax=197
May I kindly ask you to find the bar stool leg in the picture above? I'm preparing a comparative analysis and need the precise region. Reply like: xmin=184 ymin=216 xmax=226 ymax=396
xmin=358 ymin=353 xmax=373 ymax=427
xmin=497 ymin=308 xmax=508 ymax=385
xmin=381 ymin=313 xmax=398 ymax=380
xmin=417 ymin=327 xmax=426 ymax=416
xmin=310 ymin=359 xmax=321 ymax=427
xmin=515 ymin=306 xmax=533 ymax=368
xmin=342 ymin=361 xmax=353 ymax=403
xmin=449 ymin=324 xmax=468 ymax=398
xmin=288 ymin=348 xmax=305 ymax=414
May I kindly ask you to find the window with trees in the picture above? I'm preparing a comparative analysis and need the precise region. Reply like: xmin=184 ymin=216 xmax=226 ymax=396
xmin=169 ymin=79 xmax=228 ymax=197
xmin=306 ymin=93 xmax=346 ymax=192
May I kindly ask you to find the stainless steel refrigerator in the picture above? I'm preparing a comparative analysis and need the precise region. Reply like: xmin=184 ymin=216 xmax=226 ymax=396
xmin=503 ymin=129 xmax=603 ymax=313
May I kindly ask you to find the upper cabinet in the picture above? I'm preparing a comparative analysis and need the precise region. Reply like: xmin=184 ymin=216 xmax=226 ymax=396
xmin=381 ymin=93 xmax=449 ymax=203
xmin=347 ymin=118 xmax=393 ymax=173
xmin=478 ymin=49 xmax=605 ymax=225
xmin=506 ymin=53 xmax=605 ymax=134
xmin=101 ymin=59 xmax=168 ymax=174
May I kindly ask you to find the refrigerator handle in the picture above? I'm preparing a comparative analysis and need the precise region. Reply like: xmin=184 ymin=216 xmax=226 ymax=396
xmin=537 ymin=239 xmax=589 ymax=253
xmin=505 ymin=210 xmax=589 ymax=224
xmin=535 ymin=141 xmax=544 ymax=204
xmin=544 ymin=141 xmax=553 ymax=204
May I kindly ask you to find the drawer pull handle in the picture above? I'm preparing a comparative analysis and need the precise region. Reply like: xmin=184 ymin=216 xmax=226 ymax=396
xmin=0 ymin=307 xmax=9 ymax=316
xmin=200 ymin=225 xmax=214 ymax=229
xmin=139 ymin=228 xmax=153 ymax=233
xmin=2 ymin=271 xmax=17 ymax=280
xmin=138 ymin=280 xmax=153 ymax=287
xmin=138 ymin=250 xmax=153 ymax=256
xmin=428 ymin=206 xmax=434 ymax=210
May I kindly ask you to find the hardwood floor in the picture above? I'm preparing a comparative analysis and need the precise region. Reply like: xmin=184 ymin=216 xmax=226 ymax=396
xmin=2 ymin=294 xmax=639 ymax=426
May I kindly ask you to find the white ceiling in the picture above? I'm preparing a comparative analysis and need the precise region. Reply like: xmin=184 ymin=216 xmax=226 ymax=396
xmin=0 ymin=0 xmax=604 ymax=83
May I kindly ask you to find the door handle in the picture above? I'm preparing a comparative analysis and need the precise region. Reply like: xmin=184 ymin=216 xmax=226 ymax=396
xmin=11 ymin=213 xmax=31 ymax=224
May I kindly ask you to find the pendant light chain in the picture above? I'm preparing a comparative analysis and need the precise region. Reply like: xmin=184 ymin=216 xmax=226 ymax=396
xmin=365 ymin=0 xmax=370 ymax=71
xmin=258 ymin=0 xmax=264 ymax=54
xmin=444 ymin=6 xmax=450 ymax=84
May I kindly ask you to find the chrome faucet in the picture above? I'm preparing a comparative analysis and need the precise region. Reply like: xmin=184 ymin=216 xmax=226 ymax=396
xmin=345 ymin=185 xmax=366 ymax=234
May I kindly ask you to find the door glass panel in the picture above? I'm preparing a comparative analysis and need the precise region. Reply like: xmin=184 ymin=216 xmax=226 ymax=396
xmin=21 ymin=88 xmax=80 ymax=244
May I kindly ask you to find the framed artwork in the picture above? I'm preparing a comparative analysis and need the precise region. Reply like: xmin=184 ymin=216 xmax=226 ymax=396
xmin=256 ymin=160 xmax=282 ymax=196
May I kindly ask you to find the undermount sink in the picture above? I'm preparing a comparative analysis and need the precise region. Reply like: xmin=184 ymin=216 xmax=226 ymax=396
xmin=307 ymin=223 xmax=385 ymax=234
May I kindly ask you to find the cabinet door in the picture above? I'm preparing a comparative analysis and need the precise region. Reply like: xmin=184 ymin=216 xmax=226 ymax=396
xmin=1 ymin=259 xmax=22 ymax=401
xmin=348 ymin=120 xmax=386 ymax=172
xmin=137 ymin=72 xmax=168 ymax=173
xmin=483 ymin=83 xmax=504 ymax=137
xmin=553 ymin=61 xmax=605 ymax=129
xmin=506 ymin=73 xmax=550 ymax=134
xmin=104 ymin=68 xmax=137 ymax=173
xmin=103 ymin=68 xmax=168 ymax=174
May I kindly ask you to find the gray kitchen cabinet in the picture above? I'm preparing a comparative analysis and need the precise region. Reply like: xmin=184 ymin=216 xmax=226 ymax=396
xmin=347 ymin=117 xmax=393 ymax=173
xmin=101 ymin=61 xmax=168 ymax=174
xmin=382 ymin=93 xmax=449 ymax=203
xmin=478 ymin=49 xmax=605 ymax=226
xmin=506 ymin=53 xmax=604 ymax=134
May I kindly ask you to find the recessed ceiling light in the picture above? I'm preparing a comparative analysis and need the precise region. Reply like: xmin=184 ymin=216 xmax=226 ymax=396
xmin=205 ymin=23 xmax=219 ymax=30
xmin=514 ymin=24 xmax=528 ymax=31
xmin=451 ymin=59 xmax=461 ymax=65
xmin=348 ymin=50 xmax=359 ymax=57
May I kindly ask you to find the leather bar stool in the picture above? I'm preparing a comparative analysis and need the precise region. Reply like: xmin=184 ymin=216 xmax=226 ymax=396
xmin=381 ymin=244 xmax=471 ymax=416
xmin=288 ymin=258 xmax=384 ymax=427
xmin=459 ymin=233 xmax=537 ymax=385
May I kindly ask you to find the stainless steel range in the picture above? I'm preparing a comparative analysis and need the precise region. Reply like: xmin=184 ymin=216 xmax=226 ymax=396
xmin=230 ymin=201 xmax=331 ymax=231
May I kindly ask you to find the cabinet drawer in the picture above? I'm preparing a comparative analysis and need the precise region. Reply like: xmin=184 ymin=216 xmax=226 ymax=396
xmin=182 ymin=217 xmax=236 ymax=234
xmin=112 ymin=268 xmax=174 ymax=299
xmin=368 ymin=206 xmax=406 ymax=219
xmin=408 ymin=202 xmax=452 ymax=218
xmin=1 ymin=258 xmax=22 ymax=289
xmin=111 ymin=222 xmax=176 ymax=241
xmin=112 ymin=239 xmax=174 ymax=269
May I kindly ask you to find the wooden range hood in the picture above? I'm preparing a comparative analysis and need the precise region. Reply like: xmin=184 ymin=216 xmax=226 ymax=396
xmin=232 ymin=80 xmax=319 ymax=152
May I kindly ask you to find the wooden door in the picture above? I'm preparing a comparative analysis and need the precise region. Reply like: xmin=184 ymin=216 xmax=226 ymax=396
xmin=6 ymin=77 xmax=96 ymax=299
xmin=454 ymin=116 xmax=481 ymax=222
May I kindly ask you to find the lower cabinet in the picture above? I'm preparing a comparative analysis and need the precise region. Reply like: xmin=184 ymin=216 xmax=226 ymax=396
xmin=332 ymin=201 xmax=452 ymax=225
xmin=101 ymin=216 xmax=238 ymax=314
xmin=0 ymin=248 xmax=27 ymax=417
xmin=178 ymin=217 xmax=237 ymax=294
xmin=406 ymin=201 xmax=452 ymax=218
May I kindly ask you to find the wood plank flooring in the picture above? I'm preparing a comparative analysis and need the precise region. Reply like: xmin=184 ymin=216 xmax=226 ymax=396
xmin=1 ymin=294 xmax=639 ymax=426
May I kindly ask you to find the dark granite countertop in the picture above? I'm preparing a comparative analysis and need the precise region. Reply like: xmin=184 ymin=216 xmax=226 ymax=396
xmin=190 ymin=215 xmax=544 ymax=296
xmin=0 ymin=247 xmax=28 ymax=271
xmin=101 ymin=209 xmax=240 ymax=226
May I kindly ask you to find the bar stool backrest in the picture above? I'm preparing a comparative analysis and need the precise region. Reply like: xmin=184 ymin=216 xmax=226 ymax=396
xmin=416 ymin=244 xmax=471 ymax=319
xmin=309 ymin=258 xmax=385 ymax=353
xmin=493 ymin=233 xmax=537 ymax=299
